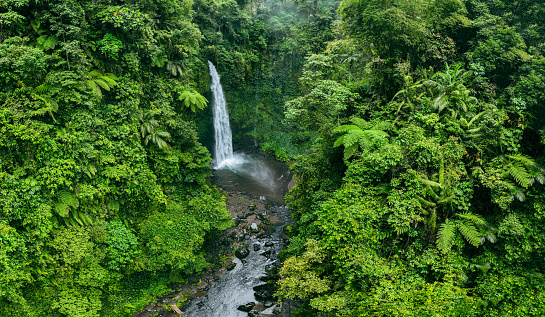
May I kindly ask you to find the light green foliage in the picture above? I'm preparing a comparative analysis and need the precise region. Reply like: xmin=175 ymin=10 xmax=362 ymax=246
xmin=178 ymin=90 xmax=208 ymax=112
xmin=285 ymin=79 xmax=358 ymax=130
xmin=333 ymin=118 xmax=392 ymax=159
xmin=278 ymin=239 xmax=331 ymax=299
xmin=105 ymin=220 xmax=139 ymax=271
xmin=97 ymin=33 xmax=123 ymax=60
xmin=140 ymin=197 xmax=232 ymax=273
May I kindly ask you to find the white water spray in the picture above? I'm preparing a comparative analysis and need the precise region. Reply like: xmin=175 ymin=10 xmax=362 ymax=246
xmin=209 ymin=61 xmax=233 ymax=167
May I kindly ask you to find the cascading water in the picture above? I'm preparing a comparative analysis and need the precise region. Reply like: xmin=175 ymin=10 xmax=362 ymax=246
xmin=209 ymin=61 xmax=233 ymax=167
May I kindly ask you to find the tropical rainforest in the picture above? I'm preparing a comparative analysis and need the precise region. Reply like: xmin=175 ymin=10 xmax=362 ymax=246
xmin=0 ymin=0 xmax=544 ymax=316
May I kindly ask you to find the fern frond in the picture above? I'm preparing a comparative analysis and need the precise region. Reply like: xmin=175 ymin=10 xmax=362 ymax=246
xmin=95 ymin=79 xmax=111 ymax=91
xmin=36 ymin=83 xmax=53 ymax=94
xmin=395 ymin=225 xmax=410 ymax=235
xmin=372 ymin=121 xmax=394 ymax=131
xmin=350 ymin=117 xmax=370 ymax=129
xmin=333 ymin=135 xmax=345 ymax=148
xmin=364 ymin=129 xmax=389 ymax=140
xmin=332 ymin=124 xmax=360 ymax=133
xmin=344 ymin=144 xmax=358 ymax=160
xmin=513 ymin=189 xmax=526 ymax=202
xmin=507 ymin=154 xmax=535 ymax=166
xmin=437 ymin=220 xmax=456 ymax=253
xmin=458 ymin=221 xmax=481 ymax=247
xmin=343 ymin=131 xmax=363 ymax=148
xmin=508 ymin=162 xmax=530 ymax=188
xmin=457 ymin=212 xmax=486 ymax=225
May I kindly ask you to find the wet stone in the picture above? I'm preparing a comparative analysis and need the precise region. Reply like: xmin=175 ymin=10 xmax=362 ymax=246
xmin=237 ymin=302 xmax=255 ymax=312
xmin=235 ymin=247 xmax=250 ymax=259
xmin=226 ymin=263 xmax=236 ymax=271
xmin=260 ymin=250 xmax=275 ymax=258
xmin=255 ymin=289 xmax=275 ymax=301
xmin=253 ymin=244 xmax=261 ymax=251
xmin=265 ymin=241 xmax=274 ymax=247
xmin=264 ymin=301 xmax=274 ymax=308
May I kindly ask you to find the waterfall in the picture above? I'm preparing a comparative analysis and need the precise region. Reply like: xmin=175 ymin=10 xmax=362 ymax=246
xmin=209 ymin=61 xmax=233 ymax=167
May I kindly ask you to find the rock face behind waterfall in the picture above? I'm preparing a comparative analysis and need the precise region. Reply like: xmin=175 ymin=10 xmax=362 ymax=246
xmin=208 ymin=61 xmax=233 ymax=167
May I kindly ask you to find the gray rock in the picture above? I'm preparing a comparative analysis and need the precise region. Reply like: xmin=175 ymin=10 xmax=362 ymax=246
xmin=253 ymin=243 xmax=261 ymax=251
xmin=250 ymin=222 xmax=259 ymax=232
xmin=265 ymin=241 xmax=274 ymax=247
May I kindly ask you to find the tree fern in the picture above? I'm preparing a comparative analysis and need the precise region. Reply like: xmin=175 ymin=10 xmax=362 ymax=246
xmin=178 ymin=91 xmax=208 ymax=112
xmin=507 ymin=154 xmax=535 ymax=166
xmin=333 ymin=118 xmax=391 ymax=159
xmin=436 ymin=211 xmax=491 ymax=253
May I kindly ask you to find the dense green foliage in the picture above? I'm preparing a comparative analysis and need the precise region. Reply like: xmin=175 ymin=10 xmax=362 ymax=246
xmin=277 ymin=0 xmax=545 ymax=316
xmin=0 ymin=0 xmax=235 ymax=315
xmin=2 ymin=0 xmax=545 ymax=316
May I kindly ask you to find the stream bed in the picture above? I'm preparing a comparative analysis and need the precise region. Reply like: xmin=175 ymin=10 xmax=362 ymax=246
xmin=182 ymin=153 xmax=293 ymax=316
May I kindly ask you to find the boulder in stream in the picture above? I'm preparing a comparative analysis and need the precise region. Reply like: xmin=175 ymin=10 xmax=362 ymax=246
xmin=253 ymin=243 xmax=261 ymax=251
xmin=235 ymin=247 xmax=250 ymax=259
xmin=237 ymin=302 xmax=255 ymax=312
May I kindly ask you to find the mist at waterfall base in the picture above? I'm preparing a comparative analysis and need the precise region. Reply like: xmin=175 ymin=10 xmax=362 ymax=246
xmin=213 ymin=152 xmax=291 ymax=204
